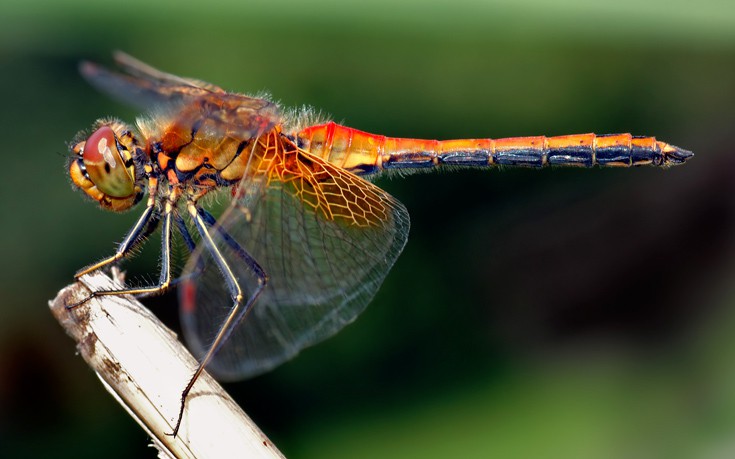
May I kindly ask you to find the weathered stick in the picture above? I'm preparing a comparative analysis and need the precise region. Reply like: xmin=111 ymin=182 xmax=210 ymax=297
xmin=49 ymin=271 xmax=285 ymax=459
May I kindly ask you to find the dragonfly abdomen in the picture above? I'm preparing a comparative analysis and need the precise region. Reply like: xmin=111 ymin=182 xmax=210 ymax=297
xmin=297 ymin=123 xmax=693 ymax=175
xmin=382 ymin=133 xmax=686 ymax=169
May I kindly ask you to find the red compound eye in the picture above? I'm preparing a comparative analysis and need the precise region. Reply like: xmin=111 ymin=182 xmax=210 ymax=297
xmin=82 ymin=126 xmax=135 ymax=198
xmin=84 ymin=126 xmax=117 ymax=165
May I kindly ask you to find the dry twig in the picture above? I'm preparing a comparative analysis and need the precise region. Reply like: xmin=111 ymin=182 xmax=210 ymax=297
xmin=49 ymin=271 xmax=285 ymax=459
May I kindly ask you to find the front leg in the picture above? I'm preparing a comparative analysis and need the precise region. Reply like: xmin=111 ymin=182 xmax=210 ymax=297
xmin=67 ymin=191 xmax=180 ymax=309
xmin=75 ymin=177 xmax=161 ymax=279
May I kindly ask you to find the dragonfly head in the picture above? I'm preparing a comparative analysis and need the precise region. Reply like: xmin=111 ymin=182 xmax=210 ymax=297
xmin=68 ymin=119 xmax=145 ymax=212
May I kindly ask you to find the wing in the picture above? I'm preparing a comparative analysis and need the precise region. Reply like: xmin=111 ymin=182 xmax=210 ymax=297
xmin=80 ymin=52 xmax=280 ymax=140
xmin=112 ymin=51 xmax=227 ymax=94
xmin=179 ymin=139 xmax=410 ymax=380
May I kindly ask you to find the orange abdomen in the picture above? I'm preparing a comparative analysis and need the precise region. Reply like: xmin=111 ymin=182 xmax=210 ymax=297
xmin=297 ymin=122 xmax=692 ymax=175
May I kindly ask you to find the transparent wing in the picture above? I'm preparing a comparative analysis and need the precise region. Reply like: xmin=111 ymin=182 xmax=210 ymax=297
xmin=112 ymin=51 xmax=227 ymax=94
xmin=80 ymin=52 xmax=280 ymax=140
xmin=179 ymin=138 xmax=410 ymax=380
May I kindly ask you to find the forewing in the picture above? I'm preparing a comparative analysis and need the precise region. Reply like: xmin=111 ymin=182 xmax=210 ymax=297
xmin=81 ymin=52 xmax=280 ymax=139
xmin=80 ymin=57 xmax=211 ymax=109
xmin=179 ymin=149 xmax=410 ymax=380
xmin=112 ymin=51 xmax=227 ymax=94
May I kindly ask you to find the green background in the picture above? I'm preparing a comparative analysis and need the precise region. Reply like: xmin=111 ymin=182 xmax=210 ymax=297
xmin=2 ymin=0 xmax=735 ymax=457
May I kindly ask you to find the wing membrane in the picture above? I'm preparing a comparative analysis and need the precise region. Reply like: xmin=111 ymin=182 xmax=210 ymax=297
xmin=180 ymin=146 xmax=410 ymax=380
xmin=80 ymin=53 xmax=280 ymax=140
xmin=112 ymin=51 xmax=227 ymax=94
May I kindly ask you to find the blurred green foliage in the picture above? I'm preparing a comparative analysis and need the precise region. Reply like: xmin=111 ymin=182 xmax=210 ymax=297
xmin=1 ymin=0 xmax=735 ymax=457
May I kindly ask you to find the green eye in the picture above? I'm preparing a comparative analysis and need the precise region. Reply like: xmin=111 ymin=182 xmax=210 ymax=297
xmin=83 ymin=126 xmax=135 ymax=198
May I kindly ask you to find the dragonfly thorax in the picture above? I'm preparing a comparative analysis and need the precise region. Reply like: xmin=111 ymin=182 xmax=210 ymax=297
xmin=68 ymin=119 xmax=145 ymax=212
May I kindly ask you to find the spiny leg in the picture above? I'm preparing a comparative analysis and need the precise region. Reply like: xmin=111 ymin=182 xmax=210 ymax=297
xmin=74 ymin=179 xmax=161 ymax=280
xmin=67 ymin=192 xmax=179 ymax=309
xmin=73 ymin=205 xmax=158 ymax=280
xmin=197 ymin=206 xmax=268 ymax=337
xmin=133 ymin=211 xmax=200 ymax=300
xmin=67 ymin=177 xmax=162 ymax=309
xmin=66 ymin=208 xmax=159 ymax=309
xmin=174 ymin=211 xmax=197 ymax=254
xmin=171 ymin=200 xmax=268 ymax=437
xmin=91 ymin=197 xmax=179 ymax=297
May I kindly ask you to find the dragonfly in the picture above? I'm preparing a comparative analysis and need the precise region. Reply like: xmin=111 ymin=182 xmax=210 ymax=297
xmin=67 ymin=52 xmax=693 ymax=435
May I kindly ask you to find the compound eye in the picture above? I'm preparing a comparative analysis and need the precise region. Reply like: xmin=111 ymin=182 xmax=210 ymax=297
xmin=82 ymin=126 xmax=135 ymax=198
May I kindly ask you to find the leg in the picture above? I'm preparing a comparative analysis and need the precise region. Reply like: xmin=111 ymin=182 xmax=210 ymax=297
xmin=171 ymin=200 xmax=268 ymax=437
xmin=196 ymin=207 xmax=268 ymax=344
xmin=133 ymin=211 xmax=200 ymax=299
xmin=67 ymin=197 xmax=175 ymax=309
xmin=91 ymin=199 xmax=177 ymax=298
xmin=74 ymin=203 xmax=158 ymax=279
xmin=75 ymin=178 xmax=161 ymax=279
xmin=174 ymin=211 xmax=196 ymax=253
